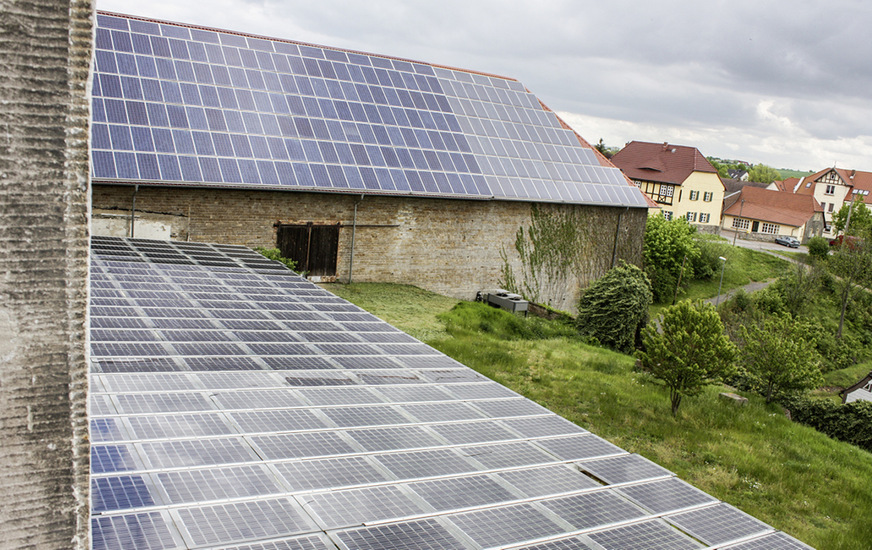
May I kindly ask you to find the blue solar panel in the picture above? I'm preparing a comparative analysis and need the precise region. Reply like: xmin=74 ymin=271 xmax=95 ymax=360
xmin=91 ymin=12 xmax=647 ymax=207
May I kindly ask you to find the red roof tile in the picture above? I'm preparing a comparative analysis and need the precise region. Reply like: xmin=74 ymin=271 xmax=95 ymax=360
xmin=724 ymin=186 xmax=822 ymax=227
xmin=610 ymin=141 xmax=719 ymax=186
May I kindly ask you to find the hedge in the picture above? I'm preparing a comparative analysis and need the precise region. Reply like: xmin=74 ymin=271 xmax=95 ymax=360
xmin=782 ymin=395 xmax=872 ymax=452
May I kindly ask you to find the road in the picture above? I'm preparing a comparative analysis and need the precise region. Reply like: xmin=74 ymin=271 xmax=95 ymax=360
xmin=720 ymin=229 xmax=807 ymax=255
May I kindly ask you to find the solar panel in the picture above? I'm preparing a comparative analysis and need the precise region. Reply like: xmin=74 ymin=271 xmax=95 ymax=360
xmin=88 ymin=237 xmax=809 ymax=549
xmin=90 ymin=12 xmax=648 ymax=208
xmin=586 ymin=519 xmax=705 ymax=550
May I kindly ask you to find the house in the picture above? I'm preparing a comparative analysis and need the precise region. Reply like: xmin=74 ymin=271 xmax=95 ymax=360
xmin=89 ymin=11 xmax=649 ymax=312
xmin=727 ymin=168 xmax=749 ymax=181
xmin=776 ymin=168 xmax=872 ymax=235
xmin=722 ymin=186 xmax=824 ymax=243
xmin=610 ymin=141 xmax=725 ymax=227
xmin=842 ymin=371 xmax=872 ymax=404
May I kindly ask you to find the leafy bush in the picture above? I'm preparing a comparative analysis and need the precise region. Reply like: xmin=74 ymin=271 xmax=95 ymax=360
xmin=576 ymin=261 xmax=652 ymax=354
xmin=782 ymin=395 xmax=872 ymax=453
xmin=738 ymin=315 xmax=823 ymax=402
xmin=807 ymin=236 xmax=829 ymax=261
xmin=254 ymin=247 xmax=298 ymax=271
xmin=644 ymin=215 xmax=700 ymax=303
xmin=441 ymin=301 xmax=577 ymax=341
xmin=691 ymin=238 xmax=726 ymax=280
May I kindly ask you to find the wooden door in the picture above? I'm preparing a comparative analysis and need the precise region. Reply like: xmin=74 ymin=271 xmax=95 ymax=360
xmin=276 ymin=223 xmax=339 ymax=276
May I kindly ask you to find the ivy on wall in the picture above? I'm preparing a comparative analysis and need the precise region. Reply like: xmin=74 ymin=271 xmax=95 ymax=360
xmin=500 ymin=204 xmax=634 ymax=309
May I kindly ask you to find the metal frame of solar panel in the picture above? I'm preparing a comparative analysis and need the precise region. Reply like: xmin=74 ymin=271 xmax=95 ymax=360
xmin=89 ymin=236 xmax=807 ymax=549
xmin=90 ymin=12 xmax=648 ymax=208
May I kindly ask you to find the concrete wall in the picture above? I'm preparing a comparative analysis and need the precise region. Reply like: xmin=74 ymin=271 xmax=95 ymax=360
xmin=93 ymin=185 xmax=646 ymax=312
xmin=0 ymin=0 xmax=92 ymax=548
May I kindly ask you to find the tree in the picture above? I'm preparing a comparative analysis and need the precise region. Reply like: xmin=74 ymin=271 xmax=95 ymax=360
xmin=576 ymin=261 xmax=652 ymax=353
xmin=643 ymin=214 xmax=700 ymax=302
xmin=637 ymin=300 xmax=737 ymax=415
xmin=832 ymin=198 xmax=872 ymax=235
xmin=738 ymin=315 xmax=823 ymax=402
xmin=748 ymin=164 xmax=781 ymax=184
xmin=828 ymin=232 xmax=872 ymax=338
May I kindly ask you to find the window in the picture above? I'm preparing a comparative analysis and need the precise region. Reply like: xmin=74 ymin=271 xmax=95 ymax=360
xmin=633 ymin=180 xmax=642 ymax=188
xmin=657 ymin=184 xmax=674 ymax=204
xmin=662 ymin=211 xmax=673 ymax=221
xmin=686 ymin=212 xmax=697 ymax=222
xmin=703 ymin=191 xmax=713 ymax=202
xmin=828 ymin=203 xmax=835 ymax=213
xmin=760 ymin=222 xmax=779 ymax=234
xmin=700 ymin=213 xmax=710 ymax=223
xmin=825 ymin=184 xmax=835 ymax=195
xmin=689 ymin=190 xmax=699 ymax=201
xmin=732 ymin=218 xmax=750 ymax=230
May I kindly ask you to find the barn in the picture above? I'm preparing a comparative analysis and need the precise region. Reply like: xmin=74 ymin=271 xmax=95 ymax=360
xmin=90 ymin=11 xmax=649 ymax=311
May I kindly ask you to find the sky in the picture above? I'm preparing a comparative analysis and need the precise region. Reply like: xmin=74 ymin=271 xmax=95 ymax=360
xmin=98 ymin=0 xmax=872 ymax=173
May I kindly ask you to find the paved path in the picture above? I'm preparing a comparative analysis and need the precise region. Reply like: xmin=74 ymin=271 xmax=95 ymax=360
xmin=704 ymin=278 xmax=777 ymax=307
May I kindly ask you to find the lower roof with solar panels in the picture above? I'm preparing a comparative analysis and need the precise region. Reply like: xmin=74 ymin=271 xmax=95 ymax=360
xmin=88 ymin=236 xmax=811 ymax=549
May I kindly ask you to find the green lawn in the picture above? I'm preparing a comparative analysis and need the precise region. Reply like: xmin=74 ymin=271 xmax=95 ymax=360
xmin=651 ymin=241 xmax=789 ymax=316
xmin=328 ymin=282 xmax=872 ymax=550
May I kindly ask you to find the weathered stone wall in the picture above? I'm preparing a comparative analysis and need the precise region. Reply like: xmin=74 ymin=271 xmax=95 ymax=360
xmin=93 ymin=185 xmax=645 ymax=311
xmin=0 ymin=1 xmax=92 ymax=548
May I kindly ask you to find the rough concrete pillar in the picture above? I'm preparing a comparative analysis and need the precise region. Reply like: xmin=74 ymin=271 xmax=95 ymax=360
xmin=0 ymin=0 xmax=92 ymax=548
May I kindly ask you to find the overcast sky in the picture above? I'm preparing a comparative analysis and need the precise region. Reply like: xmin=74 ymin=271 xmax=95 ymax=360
xmin=99 ymin=0 xmax=872 ymax=173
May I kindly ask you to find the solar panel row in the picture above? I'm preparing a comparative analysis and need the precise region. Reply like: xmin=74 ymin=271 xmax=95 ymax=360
xmin=88 ymin=236 xmax=810 ymax=549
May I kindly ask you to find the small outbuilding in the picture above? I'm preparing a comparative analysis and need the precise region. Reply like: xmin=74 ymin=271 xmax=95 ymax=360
xmin=842 ymin=371 xmax=872 ymax=404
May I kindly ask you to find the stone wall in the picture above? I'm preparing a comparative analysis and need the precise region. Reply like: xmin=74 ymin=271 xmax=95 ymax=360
xmin=93 ymin=185 xmax=646 ymax=312
xmin=0 ymin=0 xmax=92 ymax=548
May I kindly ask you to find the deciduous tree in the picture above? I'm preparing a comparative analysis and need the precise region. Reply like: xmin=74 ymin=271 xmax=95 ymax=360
xmin=637 ymin=300 xmax=737 ymax=415
xmin=739 ymin=315 xmax=823 ymax=402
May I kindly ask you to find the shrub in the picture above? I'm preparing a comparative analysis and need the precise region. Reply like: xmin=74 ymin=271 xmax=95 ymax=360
xmin=254 ymin=247 xmax=298 ymax=271
xmin=576 ymin=261 xmax=652 ymax=354
xmin=807 ymin=236 xmax=829 ymax=261
xmin=691 ymin=238 xmax=725 ymax=280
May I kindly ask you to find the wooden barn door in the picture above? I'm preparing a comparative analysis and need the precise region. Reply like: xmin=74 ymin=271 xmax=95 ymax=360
xmin=276 ymin=223 xmax=339 ymax=277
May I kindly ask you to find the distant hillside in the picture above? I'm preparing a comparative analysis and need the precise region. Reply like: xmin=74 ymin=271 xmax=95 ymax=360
xmin=778 ymin=168 xmax=814 ymax=179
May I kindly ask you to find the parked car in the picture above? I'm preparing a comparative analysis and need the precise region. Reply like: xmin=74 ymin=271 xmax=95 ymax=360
xmin=775 ymin=236 xmax=800 ymax=248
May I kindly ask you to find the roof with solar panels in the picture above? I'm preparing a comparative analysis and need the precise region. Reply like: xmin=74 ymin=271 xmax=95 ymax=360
xmin=90 ymin=11 xmax=647 ymax=207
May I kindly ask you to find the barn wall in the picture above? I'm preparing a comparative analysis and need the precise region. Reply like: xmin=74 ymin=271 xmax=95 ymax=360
xmin=93 ymin=185 xmax=645 ymax=311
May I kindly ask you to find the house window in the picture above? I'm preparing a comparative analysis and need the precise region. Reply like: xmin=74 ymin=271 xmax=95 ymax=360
xmin=633 ymin=180 xmax=641 ymax=188
xmin=825 ymin=184 xmax=835 ymax=195
xmin=689 ymin=190 xmax=699 ymax=201
xmin=760 ymin=222 xmax=779 ymax=234
xmin=686 ymin=212 xmax=697 ymax=222
xmin=732 ymin=218 xmax=750 ymax=230
xmin=700 ymin=213 xmax=710 ymax=223
xmin=828 ymin=203 xmax=835 ymax=213
xmin=657 ymin=184 xmax=674 ymax=204
xmin=703 ymin=191 xmax=713 ymax=202
xmin=662 ymin=211 xmax=673 ymax=221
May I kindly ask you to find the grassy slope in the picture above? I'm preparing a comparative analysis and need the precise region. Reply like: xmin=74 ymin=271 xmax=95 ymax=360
xmin=651 ymin=241 xmax=788 ymax=316
xmin=328 ymin=283 xmax=872 ymax=550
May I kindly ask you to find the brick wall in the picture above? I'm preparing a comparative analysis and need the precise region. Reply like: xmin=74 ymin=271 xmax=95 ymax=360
xmin=94 ymin=185 xmax=645 ymax=311
xmin=0 ymin=1 xmax=92 ymax=548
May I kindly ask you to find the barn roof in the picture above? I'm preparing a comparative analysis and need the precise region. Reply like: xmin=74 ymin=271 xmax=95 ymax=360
xmin=88 ymin=237 xmax=811 ymax=549
xmin=90 ymin=12 xmax=647 ymax=208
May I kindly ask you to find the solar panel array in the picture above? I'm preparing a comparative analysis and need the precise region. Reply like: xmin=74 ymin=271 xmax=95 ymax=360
xmin=89 ymin=236 xmax=811 ymax=549
xmin=90 ymin=12 xmax=648 ymax=208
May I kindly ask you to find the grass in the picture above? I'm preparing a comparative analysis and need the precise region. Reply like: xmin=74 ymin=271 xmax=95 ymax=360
xmin=651 ymin=241 xmax=788 ymax=317
xmin=329 ymin=282 xmax=872 ymax=550
xmin=319 ymin=282 xmax=459 ymax=342
xmin=823 ymin=361 xmax=872 ymax=390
